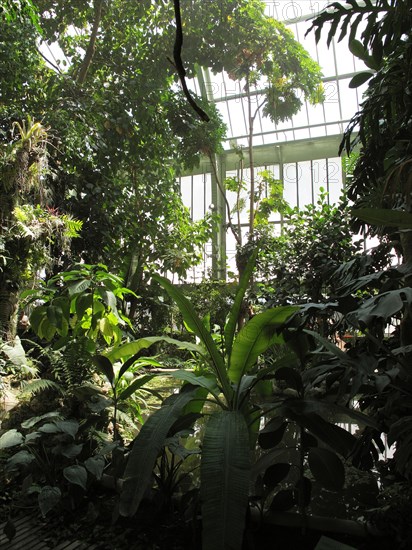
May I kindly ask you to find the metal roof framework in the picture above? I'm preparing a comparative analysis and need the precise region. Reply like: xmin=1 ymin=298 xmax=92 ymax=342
xmin=179 ymin=1 xmax=367 ymax=280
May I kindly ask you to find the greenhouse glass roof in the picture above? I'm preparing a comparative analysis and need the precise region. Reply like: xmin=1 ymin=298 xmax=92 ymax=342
xmin=186 ymin=0 xmax=367 ymax=174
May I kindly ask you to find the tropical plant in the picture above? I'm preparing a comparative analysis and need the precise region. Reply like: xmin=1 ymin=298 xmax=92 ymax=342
xmin=0 ymin=1 xmax=225 ymax=304
xmin=0 ymin=410 xmax=109 ymax=519
xmin=307 ymin=0 xmax=412 ymax=334
xmin=22 ymin=263 xmax=135 ymax=352
xmin=93 ymin=351 xmax=164 ymax=442
xmin=252 ymin=361 xmax=374 ymax=523
xmin=109 ymin=250 xmax=387 ymax=550
xmin=224 ymin=166 xmax=289 ymax=249
xmin=1 ymin=0 xmax=326 ymax=291
xmin=151 ymin=426 xmax=201 ymax=515
xmin=270 ymin=235 xmax=412 ymax=543
xmin=255 ymin=191 xmax=364 ymax=306
xmin=15 ymin=264 xmax=138 ymax=412
xmin=0 ymin=118 xmax=82 ymax=342
xmin=186 ymin=0 xmax=324 ymax=274
xmin=113 ymin=252 xmax=298 ymax=550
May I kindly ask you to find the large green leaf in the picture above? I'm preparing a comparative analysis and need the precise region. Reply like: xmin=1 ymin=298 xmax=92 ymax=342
xmin=7 ymin=450 xmax=35 ymax=469
xmin=284 ymin=411 xmax=356 ymax=457
xmin=38 ymin=486 xmax=61 ymax=517
xmin=46 ymin=305 xmax=64 ymax=331
xmin=228 ymin=306 xmax=297 ymax=383
xmin=106 ymin=335 xmax=202 ymax=363
xmin=349 ymin=71 xmax=373 ymax=88
xmin=153 ymin=275 xmax=231 ymax=398
xmin=353 ymin=208 xmax=412 ymax=229
xmin=200 ymin=411 xmax=250 ymax=550
xmin=60 ymin=443 xmax=83 ymax=459
xmin=97 ymin=287 xmax=117 ymax=311
xmin=308 ymin=447 xmax=345 ymax=491
xmin=63 ymin=465 xmax=88 ymax=490
xmin=0 ymin=429 xmax=24 ymax=449
xmin=252 ymin=448 xmax=299 ymax=480
xmin=224 ymin=248 xmax=259 ymax=358
xmin=119 ymin=386 xmax=198 ymax=517
xmin=93 ymin=354 xmax=115 ymax=385
xmin=38 ymin=420 xmax=79 ymax=439
xmin=29 ymin=305 xmax=48 ymax=335
xmin=84 ymin=455 xmax=105 ymax=480
xmin=348 ymin=39 xmax=368 ymax=61
xmin=67 ymin=279 xmax=92 ymax=297
xmin=348 ymin=288 xmax=412 ymax=327
xmin=1 ymin=336 xmax=27 ymax=367
xmin=263 ymin=463 xmax=291 ymax=489
xmin=74 ymin=293 xmax=93 ymax=320
xmin=258 ymin=417 xmax=288 ymax=450
xmin=168 ymin=370 xmax=220 ymax=398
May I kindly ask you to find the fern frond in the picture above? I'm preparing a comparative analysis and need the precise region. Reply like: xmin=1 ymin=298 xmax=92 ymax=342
xmin=20 ymin=378 xmax=63 ymax=397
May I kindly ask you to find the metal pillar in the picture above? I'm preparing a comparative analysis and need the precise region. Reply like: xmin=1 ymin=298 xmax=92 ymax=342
xmin=211 ymin=153 xmax=227 ymax=280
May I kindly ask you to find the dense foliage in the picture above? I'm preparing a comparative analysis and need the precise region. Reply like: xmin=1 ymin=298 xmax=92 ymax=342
xmin=307 ymin=0 xmax=412 ymax=266
xmin=255 ymin=191 xmax=362 ymax=305
xmin=1 ymin=1 xmax=412 ymax=549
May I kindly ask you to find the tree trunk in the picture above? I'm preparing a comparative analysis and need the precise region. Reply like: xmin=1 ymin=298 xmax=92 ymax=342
xmin=0 ymin=286 xmax=19 ymax=343
xmin=400 ymin=229 xmax=412 ymax=346
xmin=77 ymin=0 xmax=103 ymax=85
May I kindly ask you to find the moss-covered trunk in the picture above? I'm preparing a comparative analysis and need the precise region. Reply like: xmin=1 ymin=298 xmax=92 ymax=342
xmin=0 ymin=284 xmax=19 ymax=342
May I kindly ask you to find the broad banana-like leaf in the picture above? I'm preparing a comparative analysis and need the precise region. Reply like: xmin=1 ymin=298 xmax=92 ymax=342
xmin=224 ymin=248 xmax=259 ymax=358
xmin=228 ymin=306 xmax=298 ymax=383
xmin=153 ymin=274 xmax=232 ymax=399
xmin=169 ymin=370 xmax=220 ymax=400
xmin=201 ymin=411 xmax=250 ymax=550
xmin=119 ymin=386 xmax=198 ymax=517
xmin=106 ymin=335 xmax=202 ymax=364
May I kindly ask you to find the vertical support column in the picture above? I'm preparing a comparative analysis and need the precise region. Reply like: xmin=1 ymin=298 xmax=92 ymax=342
xmin=211 ymin=153 xmax=227 ymax=280
xmin=196 ymin=65 xmax=226 ymax=279
xmin=278 ymin=146 xmax=285 ymax=233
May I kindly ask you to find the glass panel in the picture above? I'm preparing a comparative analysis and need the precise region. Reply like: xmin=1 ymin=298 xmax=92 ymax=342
xmin=283 ymin=163 xmax=298 ymax=208
xmin=297 ymin=161 xmax=313 ymax=207
xmin=310 ymin=124 xmax=328 ymax=137
xmin=326 ymin=158 xmax=343 ymax=203
xmin=293 ymin=128 xmax=311 ymax=140
xmin=192 ymin=174 xmax=206 ymax=220
xmin=334 ymin=39 xmax=356 ymax=75
xmin=307 ymin=102 xmax=326 ymax=127
xmin=180 ymin=176 xmax=192 ymax=213
xmin=339 ymin=78 xmax=362 ymax=120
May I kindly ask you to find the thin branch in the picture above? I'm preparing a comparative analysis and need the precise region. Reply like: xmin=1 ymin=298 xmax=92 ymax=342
xmin=36 ymin=47 xmax=62 ymax=74
xmin=252 ymin=97 xmax=267 ymax=124
xmin=208 ymin=153 xmax=242 ymax=246
xmin=172 ymin=0 xmax=210 ymax=122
